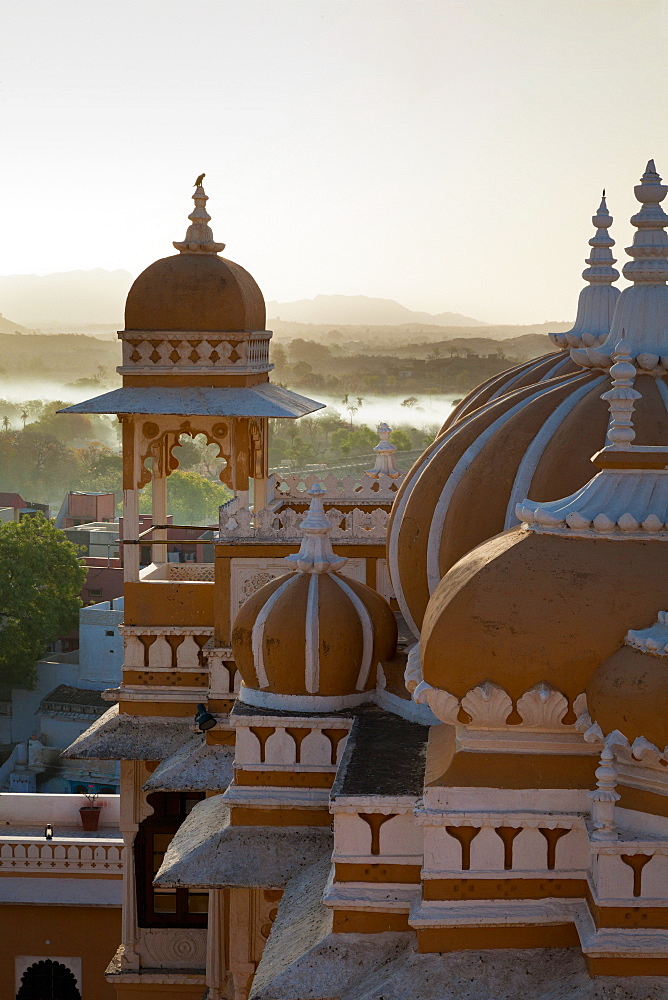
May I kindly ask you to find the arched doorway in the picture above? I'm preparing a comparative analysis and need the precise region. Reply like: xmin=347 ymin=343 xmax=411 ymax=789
xmin=16 ymin=959 xmax=81 ymax=1000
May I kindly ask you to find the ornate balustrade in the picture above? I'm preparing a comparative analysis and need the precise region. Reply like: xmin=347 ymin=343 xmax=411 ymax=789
xmin=120 ymin=626 xmax=214 ymax=671
xmin=119 ymin=330 xmax=271 ymax=374
xmin=270 ymin=471 xmax=401 ymax=501
xmin=0 ymin=835 xmax=123 ymax=875
xmin=220 ymin=500 xmax=389 ymax=540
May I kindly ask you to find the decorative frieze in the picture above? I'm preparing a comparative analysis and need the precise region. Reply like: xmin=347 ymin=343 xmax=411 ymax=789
xmin=120 ymin=626 xmax=214 ymax=672
xmin=0 ymin=837 xmax=123 ymax=875
xmin=220 ymin=500 xmax=389 ymax=540
xmin=119 ymin=330 xmax=271 ymax=375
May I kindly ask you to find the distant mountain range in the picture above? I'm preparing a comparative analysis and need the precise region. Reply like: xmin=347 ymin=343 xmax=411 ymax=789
xmin=0 ymin=270 xmax=487 ymax=331
xmin=267 ymin=294 xmax=486 ymax=327
xmin=0 ymin=269 xmax=133 ymax=329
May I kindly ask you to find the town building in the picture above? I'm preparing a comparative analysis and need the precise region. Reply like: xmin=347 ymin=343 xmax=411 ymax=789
xmin=51 ymin=165 xmax=668 ymax=999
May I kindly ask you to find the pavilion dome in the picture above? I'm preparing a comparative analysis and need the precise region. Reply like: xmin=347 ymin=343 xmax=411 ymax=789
xmin=586 ymin=612 xmax=668 ymax=752
xmin=416 ymin=342 xmax=668 ymax=718
xmin=232 ymin=485 xmax=397 ymax=711
xmin=124 ymin=182 xmax=266 ymax=333
xmin=389 ymin=168 xmax=668 ymax=639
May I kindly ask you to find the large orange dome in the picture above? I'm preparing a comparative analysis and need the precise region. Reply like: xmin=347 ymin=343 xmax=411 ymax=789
xmin=386 ymin=181 xmax=668 ymax=638
xmin=420 ymin=526 xmax=668 ymax=709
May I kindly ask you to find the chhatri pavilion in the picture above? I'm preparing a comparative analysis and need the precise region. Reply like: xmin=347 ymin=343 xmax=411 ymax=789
xmin=64 ymin=163 xmax=668 ymax=998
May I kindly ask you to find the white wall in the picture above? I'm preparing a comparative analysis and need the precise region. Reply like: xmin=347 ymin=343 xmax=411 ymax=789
xmin=0 ymin=792 xmax=120 ymax=827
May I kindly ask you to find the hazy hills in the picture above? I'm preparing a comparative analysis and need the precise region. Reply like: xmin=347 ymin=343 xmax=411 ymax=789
xmin=0 ymin=269 xmax=133 ymax=330
xmin=267 ymin=294 xmax=486 ymax=327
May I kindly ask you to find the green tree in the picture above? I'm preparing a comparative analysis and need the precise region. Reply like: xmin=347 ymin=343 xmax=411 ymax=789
xmin=0 ymin=515 xmax=86 ymax=687
xmin=390 ymin=428 xmax=412 ymax=451
xmin=139 ymin=471 xmax=232 ymax=525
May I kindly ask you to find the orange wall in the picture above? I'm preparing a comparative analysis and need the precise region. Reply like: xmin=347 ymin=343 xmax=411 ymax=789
xmin=124 ymin=582 xmax=214 ymax=626
xmin=2 ymin=904 xmax=120 ymax=1000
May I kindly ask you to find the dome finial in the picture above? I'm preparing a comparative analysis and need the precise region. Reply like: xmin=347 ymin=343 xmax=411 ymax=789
xmin=284 ymin=483 xmax=347 ymax=574
xmin=601 ymin=336 xmax=642 ymax=446
xmin=173 ymin=177 xmax=226 ymax=255
xmin=549 ymin=190 xmax=619 ymax=350
xmin=366 ymin=422 xmax=403 ymax=479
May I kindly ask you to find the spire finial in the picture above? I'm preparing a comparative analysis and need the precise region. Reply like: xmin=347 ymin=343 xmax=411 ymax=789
xmin=173 ymin=177 xmax=226 ymax=255
xmin=572 ymin=161 xmax=668 ymax=372
xmin=600 ymin=336 xmax=642 ymax=446
xmin=366 ymin=422 xmax=404 ymax=480
xmin=284 ymin=483 xmax=347 ymax=574
xmin=550 ymin=191 xmax=619 ymax=350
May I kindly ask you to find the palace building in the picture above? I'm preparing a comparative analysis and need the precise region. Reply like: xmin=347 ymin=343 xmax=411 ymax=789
xmin=58 ymin=164 xmax=668 ymax=998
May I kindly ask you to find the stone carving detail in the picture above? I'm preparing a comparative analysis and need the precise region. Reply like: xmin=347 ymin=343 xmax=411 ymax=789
xmin=271 ymin=471 xmax=401 ymax=501
xmin=461 ymin=682 xmax=513 ymax=727
xmin=168 ymin=563 xmax=215 ymax=582
xmin=119 ymin=332 xmax=271 ymax=374
xmin=242 ymin=572 xmax=274 ymax=600
xmin=516 ymin=682 xmax=568 ymax=728
xmin=220 ymin=498 xmax=389 ymax=540
xmin=137 ymin=928 xmax=206 ymax=970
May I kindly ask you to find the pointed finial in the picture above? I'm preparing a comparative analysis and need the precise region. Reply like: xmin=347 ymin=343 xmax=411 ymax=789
xmin=550 ymin=191 xmax=619 ymax=350
xmin=173 ymin=179 xmax=226 ymax=255
xmin=284 ymin=483 xmax=347 ymax=574
xmin=574 ymin=160 xmax=668 ymax=371
xmin=366 ymin=422 xmax=403 ymax=480
xmin=600 ymin=335 xmax=642 ymax=446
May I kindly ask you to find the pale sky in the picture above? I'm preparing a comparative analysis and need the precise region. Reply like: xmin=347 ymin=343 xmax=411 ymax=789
xmin=1 ymin=0 xmax=667 ymax=324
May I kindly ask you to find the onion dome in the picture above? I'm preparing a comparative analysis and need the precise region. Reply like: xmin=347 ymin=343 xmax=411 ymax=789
xmin=550 ymin=192 xmax=620 ymax=351
xmin=418 ymin=346 xmax=668 ymax=715
xmin=573 ymin=161 xmax=668 ymax=373
xmin=124 ymin=181 xmax=266 ymax=332
xmin=586 ymin=612 xmax=668 ymax=752
xmin=232 ymin=485 xmax=397 ymax=711
xmin=387 ymin=175 xmax=667 ymax=639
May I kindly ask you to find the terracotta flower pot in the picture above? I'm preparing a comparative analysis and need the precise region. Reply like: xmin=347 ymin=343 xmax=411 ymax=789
xmin=79 ymin=806 xmax=101 ymax=831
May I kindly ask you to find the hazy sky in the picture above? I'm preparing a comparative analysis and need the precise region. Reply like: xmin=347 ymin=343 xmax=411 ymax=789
xmin=1 ymin=0 xmax=667 ymax=324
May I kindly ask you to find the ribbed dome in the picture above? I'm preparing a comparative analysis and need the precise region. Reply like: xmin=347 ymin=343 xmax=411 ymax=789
xmin=439 ymin=351 xmax=581 ymax=434
xmin=232 ymin=486 xmax=397 ymax=710
xmin=420 ymin=527 xmax=668 ymax=708
xmin=125 ymin=253 xmax=266 ymax=333
xmin=587 ymin=613 xmax=668 ymax=750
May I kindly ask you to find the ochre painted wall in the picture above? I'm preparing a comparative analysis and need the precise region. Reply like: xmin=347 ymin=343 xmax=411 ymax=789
xmin=2 ymin=904 xmax=120 ymax=1000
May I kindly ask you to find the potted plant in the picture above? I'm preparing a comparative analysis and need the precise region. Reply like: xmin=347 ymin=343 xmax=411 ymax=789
xmin=79 ymin=786 xmax=101 ymax=831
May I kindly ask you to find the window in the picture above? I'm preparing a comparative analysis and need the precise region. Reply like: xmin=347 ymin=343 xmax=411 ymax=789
xmin=105 ymin=630 xmax=115 ymax=637
xmin=135 ymin=792 xmax=207 ymax=928
xmin=17 ymin=959 xmax=80 ymax=999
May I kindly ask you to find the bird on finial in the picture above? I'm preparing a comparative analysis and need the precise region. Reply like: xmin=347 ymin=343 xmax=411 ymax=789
xmin=195 ymin=173 xmax=205 ymax=186
xmin=602 ymin=188 xmax=605 ymax=198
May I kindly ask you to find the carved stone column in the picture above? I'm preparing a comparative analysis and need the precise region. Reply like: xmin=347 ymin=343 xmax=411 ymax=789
xmin=151 ymin=465 xmax=168 ymax=565
xmin=123 ymin=488 xmax=141 ymax=582
xmin=228 ymin=887 xmax=256 ymax=1000
xmin=206 ymin=889 xmax=227 ymax=1000
xmin=120 ymin=828 xmax=140 ymax=968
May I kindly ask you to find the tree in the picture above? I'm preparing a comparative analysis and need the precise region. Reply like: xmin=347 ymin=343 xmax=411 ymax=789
xmin=390 ymin=428 xmax=412 ymax=451
xmin=1 ymin=416 xmax=9 ymax=432
xmin=20 ymin=408 xmax=28 ymax=430
xmin=139 ymin=471 xmax=232 ymax=525
xmin=0 ymin=515 xmax=86 ymax=687
xmin=401 ymin=396 xmax=419 ymax=408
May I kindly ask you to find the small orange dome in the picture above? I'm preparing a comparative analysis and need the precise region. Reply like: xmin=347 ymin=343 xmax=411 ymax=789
xmin=587 ymin=613 xmax=668 ymax=750
xmin=232 ymin=486 xmax=397 ymax=710
xmin=124 ymin=181 xmax=266 ymax=333
xmin=125 ymin=253 xmax=266 ymax=333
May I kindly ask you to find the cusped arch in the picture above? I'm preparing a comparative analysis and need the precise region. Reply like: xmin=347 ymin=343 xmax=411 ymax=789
xmin=16 ymin=959 xmax=81 ymax=1000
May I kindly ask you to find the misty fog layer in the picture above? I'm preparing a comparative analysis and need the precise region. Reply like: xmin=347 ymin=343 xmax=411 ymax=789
xmin=309 ymin=393 xmax=456 ymax=431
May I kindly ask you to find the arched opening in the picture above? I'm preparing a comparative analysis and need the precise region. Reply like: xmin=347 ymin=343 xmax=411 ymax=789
xmin=16 ymin=959 xmax=81 ymax=1000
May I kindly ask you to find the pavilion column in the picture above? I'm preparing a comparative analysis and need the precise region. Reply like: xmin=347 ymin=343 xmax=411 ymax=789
xmin=206 ymin=888 xmax=227 ymax=1000
xmin=123 ymin=489 xmax=140 ymax=582
xmin=120 ymin=826 xmax=140 ymax=968
xmin=152 ymin=468 xmax=168 ymax=565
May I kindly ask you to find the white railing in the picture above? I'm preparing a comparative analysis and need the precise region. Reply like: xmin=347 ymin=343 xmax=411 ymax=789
xmin=0 ymin=836 xmax=123 ymax=875
xmin=270 ymin=471 xmax=402 ymax=501
xmin=220 ymin=501 xmax=389 ymax=540
xmin=140 ymin=562 xmax=214 ymax=583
